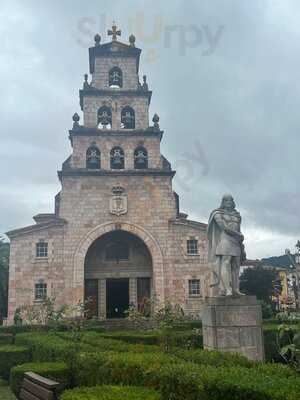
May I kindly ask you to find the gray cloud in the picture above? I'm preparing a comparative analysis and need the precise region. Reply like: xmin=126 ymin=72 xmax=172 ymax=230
xmin=1 ymin=0 xmax=300 ymax=257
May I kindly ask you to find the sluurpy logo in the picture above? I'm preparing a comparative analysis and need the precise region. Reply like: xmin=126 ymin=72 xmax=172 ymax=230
xmin=76 ymin=12 xmax=224 ymax=62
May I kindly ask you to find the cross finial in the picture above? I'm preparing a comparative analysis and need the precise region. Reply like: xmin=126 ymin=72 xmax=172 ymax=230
xmin=108 ymin=21 xmax=121 ymax=41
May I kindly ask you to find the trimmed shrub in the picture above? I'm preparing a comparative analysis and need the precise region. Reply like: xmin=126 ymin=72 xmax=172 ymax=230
xmin=73 ymin=350 xmax=300 ymax=400
xmin=0 ymin=325 xmax=48 ymax=335
xmin=100 ymin=331 xmax=160 ymax=345
xmin=0 ymin=345 xmax=30 ymax=379
xmin=15 ymin=332 xmax=94 ymax=361
xmin=172 ymin=348 xmax=253 ymax=368
xmin=255 ymin=362 xmax=297 ymax=378
xmin=10 ymin=361 xmax=69 ymax=396
xmin=70 ymin=331 xmax=160 ymax=353
xmin=100 ymin=329 xmax=203 ymax=348
xmin=0 ymin=333 xmax=14 ymax=345
xmin=61 ymin=385 xmax=161 ymax=400
xmin=73 ymin=351 xmax=177 ymax=387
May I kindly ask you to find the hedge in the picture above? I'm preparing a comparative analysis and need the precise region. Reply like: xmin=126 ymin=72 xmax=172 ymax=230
xmin=61 ymin=385 xmax=161 ymax=400
xmin=73 ymin=351 xmax=177 ymax=387
xmin=0 ymin=345 xmax=30 ymax=379
xmin=0 ymin=333 xmax=14 ymax=345
xmin=15 ymin=332 xmax=94 ymax=361
xmin=73 ymin=351 xmax=300 ymax=400
xmin=10 ymin=361 xmax=69 ymax=396
xmin=66 ymin=331 xmax=161 ymax=353
xmin=100 ymin=329 xmax=203 ymax=348
xmin=15 ymin=332 xmax=161 ymax=363
xmin=172 ymin=348 xmax=254 ymax=368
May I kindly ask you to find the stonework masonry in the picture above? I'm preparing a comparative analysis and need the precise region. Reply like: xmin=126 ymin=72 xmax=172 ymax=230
xmin=6 ymin=29 xmax=211 ymax=322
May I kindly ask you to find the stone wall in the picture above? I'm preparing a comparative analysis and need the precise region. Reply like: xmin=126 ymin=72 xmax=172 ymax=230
xmin=71 ymin=135 xmax=162 ymax=169
xmin=7 ymin=225 xmax=65 ymax=321
xmin=83 ymin=95 xmax=149 ymax=129
xmin=92 ymin=57 xmax=139 ymax=90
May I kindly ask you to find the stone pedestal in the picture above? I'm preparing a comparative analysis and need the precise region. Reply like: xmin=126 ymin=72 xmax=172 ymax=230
xmin=202 ymin=295 xmax=264 ymax=361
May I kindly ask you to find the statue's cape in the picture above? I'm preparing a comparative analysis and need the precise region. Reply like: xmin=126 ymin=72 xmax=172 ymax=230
xmin=207 ymin=208 xmax=223 ymax=263
xmin=207 ymin=208 xmax=223 ymax=286
xmin=207 ymin=208 xmax=241 ymax=286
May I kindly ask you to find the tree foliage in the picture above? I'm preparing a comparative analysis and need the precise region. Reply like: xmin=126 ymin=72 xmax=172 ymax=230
xmin=240 ymin=266 xmax=282 ymax=304
xmin=0 ymin=236 xmax=10 ymax=321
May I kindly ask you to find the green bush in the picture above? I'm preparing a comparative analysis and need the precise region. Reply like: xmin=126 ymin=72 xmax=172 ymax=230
xmin=73 ymin=350 xmax=300 ymax=400
xmin=70 ymin=331 xmax=160 ymax=353
xmin=0 ymin=345 xmax=30 ymax=379
xmin=172 ymin=348 xmax=253 ymax=368
xmin=0 ymin=325 xmax=48 ymax=335
xmin=73 ymin=351 xmax=177 ymax=387
xmin=61 ymin=385 xmax=161 ymax=400
xmin=255 ymin=362 xmax=297 ymax=378
xmin=100 ymin=329 xmax=203 ymax=348
xmin=10 ymin=361 xmax=69 ymax=396
xmin=100 ymin=331 xmax=160 ymax=345
xmin=0 ymin=333 xmax=14 ymax=345
xmin=15 ymin=332 xmax=94 ymax=361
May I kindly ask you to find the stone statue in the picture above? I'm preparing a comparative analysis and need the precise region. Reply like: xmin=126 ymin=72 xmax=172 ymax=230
xmin=207 ymin=194 xmax=246 ymax=296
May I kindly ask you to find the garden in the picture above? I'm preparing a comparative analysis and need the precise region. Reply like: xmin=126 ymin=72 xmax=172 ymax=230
xmin=1 ymin=301 xmax=300 ymax=400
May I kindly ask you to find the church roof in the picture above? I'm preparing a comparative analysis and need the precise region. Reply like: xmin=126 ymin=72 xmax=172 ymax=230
xmin=6 ymin=217 xmax=67 ymax=239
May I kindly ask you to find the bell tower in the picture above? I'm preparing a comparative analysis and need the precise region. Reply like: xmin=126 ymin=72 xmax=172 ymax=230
xmin=59 ymin=23 xmax=174 ymax=180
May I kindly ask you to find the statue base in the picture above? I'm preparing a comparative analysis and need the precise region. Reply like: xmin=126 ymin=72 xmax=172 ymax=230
xmin=202 ymin=295 xmax=264 ymax=361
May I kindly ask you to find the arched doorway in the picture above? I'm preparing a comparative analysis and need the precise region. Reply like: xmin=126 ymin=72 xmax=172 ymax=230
xmin=84 ymin=230 xmax=152 ymax=319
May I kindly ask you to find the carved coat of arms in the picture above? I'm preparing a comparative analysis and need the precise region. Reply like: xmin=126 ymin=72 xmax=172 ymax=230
xmin=109 ymin=186 xmax=127 ymax=216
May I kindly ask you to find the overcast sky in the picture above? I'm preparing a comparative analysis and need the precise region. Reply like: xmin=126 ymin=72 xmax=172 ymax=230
xmin=1 ymin=0 xmax=300 ymax=259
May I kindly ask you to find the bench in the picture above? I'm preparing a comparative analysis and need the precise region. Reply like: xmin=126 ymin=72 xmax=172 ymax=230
xmin=19 ymin=372 xmax=61 ymax=400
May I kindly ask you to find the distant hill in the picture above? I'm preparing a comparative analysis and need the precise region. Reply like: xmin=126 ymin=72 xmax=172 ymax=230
xmin=261 ymin=254 xmax=294 ymax=268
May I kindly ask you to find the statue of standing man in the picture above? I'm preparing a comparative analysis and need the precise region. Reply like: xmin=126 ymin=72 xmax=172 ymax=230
xmin=207 ymin=194 xmax=246 ymax=296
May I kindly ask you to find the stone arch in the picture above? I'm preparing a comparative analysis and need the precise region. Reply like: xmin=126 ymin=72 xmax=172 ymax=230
xmin=72 ymin=221 xmax=164 ymax=305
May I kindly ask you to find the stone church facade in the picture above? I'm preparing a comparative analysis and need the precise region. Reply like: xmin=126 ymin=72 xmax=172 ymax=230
xmin=6 ymin=26 xmax=210 ymax=322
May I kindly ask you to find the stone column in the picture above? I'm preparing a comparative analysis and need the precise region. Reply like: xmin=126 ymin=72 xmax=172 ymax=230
xmin=99 ymin=279 xmax=106 ymax=319
xmin=202 ymin=296 xmax=264 ymax=361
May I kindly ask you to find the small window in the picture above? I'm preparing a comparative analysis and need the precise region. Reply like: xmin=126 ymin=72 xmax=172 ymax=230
xmin=189 ymin=279 xmax=200 ymax=297
xmin=105 ymin=242 xmax=129 ymax=262
xmin=35 ymin=283 xmax=47 ymax=300
xmin=134 ymin=147 xmax=148 ymax=169
xmin=121 ymin=106 xmax=135 ymax=129
xmin=110 ymin=147 xmax=125 ymax=169
xmin=86 ymin=146 xmax=101 ymax=169
xmin=36 ymin=241 xmax=48 ymax=258
xmin=109 ymin=66 xmax=123 ymax=88
xmin=187 ymin=239 xmax=198 ymax=255
xmin=97 ymin=106 xmax=112 ymax=129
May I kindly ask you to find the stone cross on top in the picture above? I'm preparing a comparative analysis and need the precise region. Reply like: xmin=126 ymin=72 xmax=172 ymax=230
xmin=108 ymin=22 xmax=121 ymax=41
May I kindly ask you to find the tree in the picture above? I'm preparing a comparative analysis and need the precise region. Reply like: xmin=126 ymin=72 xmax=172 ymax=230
xmin=0 ymin=236 xmax=10 ymax=322
xmin=240 ymin=266 xmax=282 ymax=305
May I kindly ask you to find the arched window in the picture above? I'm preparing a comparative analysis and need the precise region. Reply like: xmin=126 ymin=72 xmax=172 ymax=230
xmin=86 ymin=146 xmax=101 ymax=169
xmin=105 ymin=241 xmax=129 ymax=261
xmin=121 ymin=106 xmax=135 ymax=129
xmin=109 ymin=67 xmax=123 ymax=88
xmin=110 ymin=147 xmax=125 ymax=169
xmin=97 ymin=106 xmax=112 ymax=129
xmin=134 ymin=146 xmax=148 ymax=169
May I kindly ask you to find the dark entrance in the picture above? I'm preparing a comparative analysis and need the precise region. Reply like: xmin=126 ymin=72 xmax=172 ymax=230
xmin=106 ymin=278 xmax=129 ymax=318
xmin=84 ymin=279 xmax=98 ymax=319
